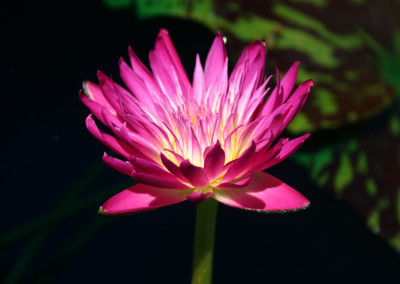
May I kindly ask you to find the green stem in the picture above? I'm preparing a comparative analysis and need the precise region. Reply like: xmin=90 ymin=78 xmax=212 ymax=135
xmin=191 ymin=198 xmax=218 ymax=284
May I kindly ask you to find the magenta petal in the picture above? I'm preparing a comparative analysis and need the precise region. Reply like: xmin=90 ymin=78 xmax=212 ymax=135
xmin=179 ymin=160 xmax=210 ymax=188
xmin=203 ymin=141 xmax=225 ymax=181
xmin=103 ymin=153 xmax=133 ymax=176
xmin=281 ymin=61 xmax=300 ymax=102
xmin=262 ymin=133 xmax=310 ymax=169
xmin=79 ymin=90 xmax=122 ymax=128
xmin=215 ymin=173 xmax=254 ymax=189
xmin=186 ymin=191 xmax=213 ymax=204
xmin=152 ymin=29 xmax=191 ymax=95
xmin=192 ymin=54 xmax=206 ymax=103
xmin=132 ymin=172 xmax=190 ymax=189
xmin=282 ymin=80 xmax=314 ymax=128
xmin=82 ymin=81 xmax=115 ymax=112
xmin=119 ymin=58 xmax=158 ymax=112
xmin=213 ymin=172 xmax=310 ymax=211
xmin=100 ymin=183 xmax=189 ymax=216
xmin=221 ymin=142 xmax=256 ymax=182
xmin=161 ymin=153 xmax=189 ymax=183
xmin=85 ymin=114 xmax=131 ymax=159
xmin=157 ymin=29 xmax=191 ymax=86
xmin=130 ymin=157 xmax=189 ymax=189
xmin=230 ymin=40 xmax=265 ymax=87
xmin=204 ymin=32 xmax=227 ymax=88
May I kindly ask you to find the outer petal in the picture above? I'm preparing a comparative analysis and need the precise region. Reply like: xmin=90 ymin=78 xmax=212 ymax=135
xmin=103 ymin=152 xmax=133 ymax=176
xmin=213 ymin=172 xmax=309 ymax=212
xmin=85 ymin=114 xmax=131 ymax=159
xmin=82 ymin=80 xmax=116 ymax=113
xmin=132 ymin=172 xmax=190 ymax=189
xmin=99 ymin=183 xmax=190 ymax=216
xmin=130 ymin=157 xmax=190 ymax=189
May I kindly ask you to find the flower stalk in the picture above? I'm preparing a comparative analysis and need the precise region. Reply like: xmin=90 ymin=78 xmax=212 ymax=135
xmin=192 ymin=198 xmax=218 ymax=284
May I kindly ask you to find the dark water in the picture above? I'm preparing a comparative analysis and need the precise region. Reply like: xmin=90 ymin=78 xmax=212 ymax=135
xmin=2 ymin=0 xmax=400 ymax=283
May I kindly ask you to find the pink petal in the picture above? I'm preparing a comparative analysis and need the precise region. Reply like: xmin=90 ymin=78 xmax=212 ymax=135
xmin=118 ymin=123 xmax=161 ymax=162
xmin=281 ymin=61 xmax=300 ymax=102
xmin=119 ymin=58 xmax=159 ymax=112
xmin=248 ymin=138 xmax=288 ymax=174
xmin=266 ymin=68 xmax=284 ymax=109
xmin=100 ymin=183 xmax=189 ymax=216
xmin=132 ymin=172 xmax=190 ymax=189
xmin=281 ymin=79 xmax=314 ymax=128
xmin=230 ymin=40 xmax=265 ymax=86
xmin=85 ymin=114 xmax=131 ymax=159
xmin=179 ymin=160 xmax=210 ymax=188
xmin=192 ymin=54 xmax=206 ymax=104
xmin=128 ymin=46 xmax=153 ymax=81
xmin=204 ymin=32 xmax=227 ymax=89
xmin=103 ymin=152 xmax=133 ymax=176
xmin=82 ymin=81 xmax=116 ymax=113
xmin=130 ymin=157 xmax=189 ymax=189
xmin=149 ymin=50 xmax=180 ymax=100
xmin=221 ymin=142 xmax=256 ymax=182
xmin=261 ymin=133 xmax=310 ymax=170
xmin=215 ymin=173 xmax=254 ymax=189
xmin=213 ymin=171 xmax=310 ymax=211
xmin=160 ymin=153 xmax=189 ymax=183
xmin=154 ymin=29 xmax=191 ymax=93
xmin=203 ymin=141 xmax=225 ymax=181
xmin=79 ymin=90 xmax=109 ymax=125
xmin=186 ymin=191 xmax=213 ymax=204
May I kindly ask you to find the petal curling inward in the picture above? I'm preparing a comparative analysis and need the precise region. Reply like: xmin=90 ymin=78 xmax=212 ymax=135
xmin=100 ymin=183 xmax=189 ymax=216
xmin=204 ymin=141 xmax=225 ymax=181
xmin=179 ymin=160 xmax=210 ymax=188
xmin=103 ymin=153 xmax=133 ymax=176
xmin=213 ymin=172 xmax=310 ymax=212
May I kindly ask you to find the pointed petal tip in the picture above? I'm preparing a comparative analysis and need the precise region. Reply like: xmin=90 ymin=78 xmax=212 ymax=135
xmin=156 ymin=29 xmax=171 ymax=42
xmin=81 ymin=80 xmax=98 ymax=100
xmin=98 ymin=206 xmax=107 ymax=216
xmin=159 ymin=28 xmax=169 ymax=35
xmin=118 ymin=56 xmax=125 ymax=66
xmin=79 ymin=89 xmax=85 ymax=100
xmin=85 ymin=113 xmax=94 ymax=126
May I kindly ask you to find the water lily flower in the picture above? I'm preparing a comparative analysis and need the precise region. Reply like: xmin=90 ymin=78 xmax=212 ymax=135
xmin=80 ymin=29 xmax=313 ymax=216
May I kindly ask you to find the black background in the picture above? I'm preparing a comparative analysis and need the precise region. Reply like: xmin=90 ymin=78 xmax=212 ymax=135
xmin=2 ymin=0 xmax=400 ymax=283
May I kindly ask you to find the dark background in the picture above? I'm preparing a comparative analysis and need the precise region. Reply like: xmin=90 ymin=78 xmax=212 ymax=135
xmin=2 ymin=0 xmax=400 ymax=283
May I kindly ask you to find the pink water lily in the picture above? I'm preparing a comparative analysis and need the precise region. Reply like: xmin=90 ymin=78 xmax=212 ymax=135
xmin=80 ymin=29 xmax=313 ymax=216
